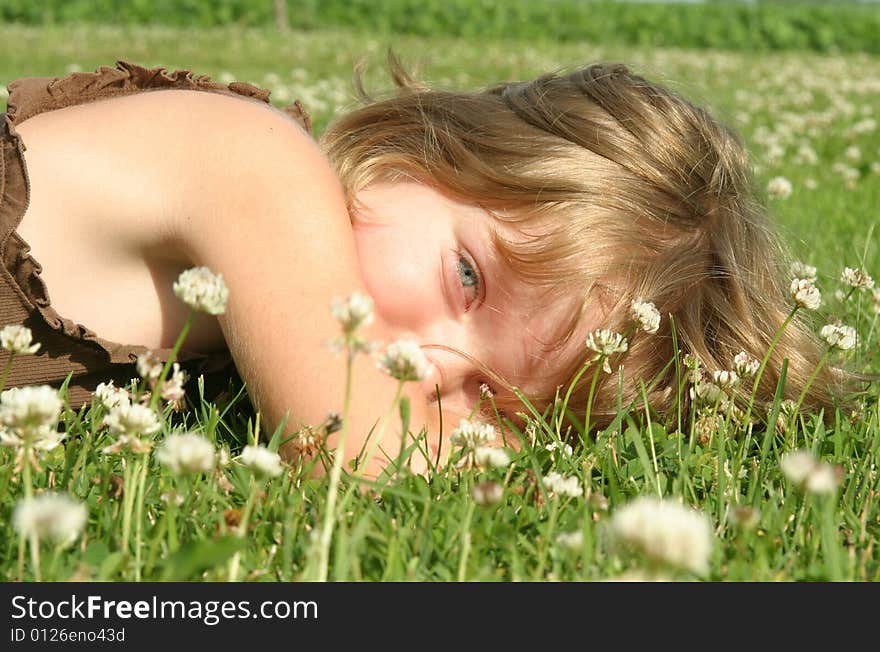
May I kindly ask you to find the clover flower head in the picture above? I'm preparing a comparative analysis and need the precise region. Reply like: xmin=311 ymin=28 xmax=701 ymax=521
xmin=331 ymin=291 xmax=374 ymax=335
xmin=608 ymin=496 xmax=713 ymax=576
xmin=0 ymin=423 xmax=64 ymax=452
xmin=545 ymin=440 xmax=574 ymax=458
xmin=240 ymin=444 xmax=284 ymax=478
xmin=766 ymin=176 xmax=792 ymax=199
xmin=103 ymin=403 xmax=161 ymax=438
xmin=630 ymin=299 xmax=661 ymax=334
xmin=683 ymin=354 xmax=701 ymax=371
xmin=732 ymin=351 xmax=760 ymax=378
xmin=872 ymin=287 xmax=880 ymax=314
xmin=136 ymin=351 xmax=164 ymax=384
xmin=471 ymin=481 xmax=504 ymax=506
xmin=780 ymin=449 xmax=841 ymax=495
xmin=94 ymin=381 xmax=131 ymax=411
xmin=556 ymin=530 xmax=584 ymax=551
xmin=450 ymin=418 xmax=496 ymax=450
xmin=0 ymin=324 xmax=40 ymax=355
xmin=712 ymin=370 xmax=740 ymax=390
xmin=159 ymin=363 xmax=188 ymax=403
xmin=377 ymin=339 xmax=433 ymax=382
xmin=542 ymin=471 xmax=583 ymax=498
xmin=804 ymin=463 xmax=840 ymax=494
xmin=790 ymin=278 xmax=821 ymax=310
xmin=13 ymin=493 xmax=87 ymax=547
xmin=173 ymin=266 xmax=229 ymax=315
xmin=156 ymin=432 xmax=216 ymax=475
xmin=789 ymin=261 xmax=817 ymax=282
xmin=474 ymin=446 xmax=511 ymax=469
xmin=689 ymin=379 xmax=727 ymax=407
xmin=0 ymin=385 xmax=63 ymax=434
xmin=819 ymin=322 xmax=858 ymax=351
xmin=840 ymin=267 xmax=874 ymax=292
xmin=586 ymin=329 xmax=628 ymax=373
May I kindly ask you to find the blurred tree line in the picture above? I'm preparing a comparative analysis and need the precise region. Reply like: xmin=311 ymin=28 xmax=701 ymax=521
xmin=0 ymin=0 xmax=877 ymax=53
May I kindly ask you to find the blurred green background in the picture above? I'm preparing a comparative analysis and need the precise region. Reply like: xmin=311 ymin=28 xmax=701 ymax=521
xmin=1 ymin=0 xmax=879 ymax=54
xmin=0 ymin=0 xmax=877 ymax=275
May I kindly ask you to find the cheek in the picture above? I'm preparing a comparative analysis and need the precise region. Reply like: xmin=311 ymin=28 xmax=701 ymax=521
xmin=352 ymin=225 xmax=441 ymax=328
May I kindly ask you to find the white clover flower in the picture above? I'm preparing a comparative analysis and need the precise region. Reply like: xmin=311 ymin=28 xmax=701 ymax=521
xmin=0 ymin=324 xmax=40 ymax=355
xmin=781 ymin=450 xmax=841 ymax=494
xmin=173 ymin=266 xmax=229 ymax=315
xmin=377 ymin=339 xmax=433 ymax=382
xmin=103 ymin=403 xmax=161 ymax=438
xmin=789 ymin=261 xmax=817 ymax=282
xmin=474 ymin=446 xmax=511 ymax=469
xmin=136 ymin=351 xmax=163 ymax=384
xmin=766 ymin=176 xmax=792 ymax=199
xmin=331 ymin=291 xmax=374 ymax=335
xmin=804 ymin=463 xmax=839 ymax=494
xmin=450 ymin=419 xmax=496 ymax=450
xmin=155 ymin=432 xmax=216 ymax=475
xmin=94 ymin=380 xmax=131 ymax=411
xmin=13 ymin=493 xmax=87 ymax=547
xmin=712 ymin=370 xmax=740 ymax=390
xmin=0 ymin=424 xmax=64 ymax=452
xmin=732 ymin=351 xmax=760 ymax=378
xmin=630 ymin=299 xmax=660 ymax=334
xmin=780 ymin=450 xmax=818 ymax=484
xmin=159 ymin=363 xmax=188 ymax=403
xmin=556 ymin=530 xmax=584 ymax=551
xmin=586 ymin=329 xmax=628 ymax=373
xmin=819 ymin=322 xmax=858 ymax=351
xmin=790 ymin=278 xmax=821 ymax=310
xmin=689 ymin=379 xmax=727 ymax=406
xmin=0 ymin=385 xmax=63 ymax=433
xmin=840 ymin=267 xmax=875 ymax=292
xmin=240 ymin=444 xmax=284 ymax=478
xmin=608 ymin=496 xmax=713 ymax=576
xmin=844 ymin=145 xmax=861 ymax=161
xmin=872 ymin=287 xmax=880 ymax=314
xmin=471 ymin=481 xmax=503 ymax=506
xmin=544 ymin=440 xmax=574 ymax=458
xmin=542 ymin=471 xmax=583 ymax=498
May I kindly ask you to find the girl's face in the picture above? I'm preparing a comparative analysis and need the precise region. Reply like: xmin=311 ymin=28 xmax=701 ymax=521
xmin=350 ymin=181 xmax=594 ymax=428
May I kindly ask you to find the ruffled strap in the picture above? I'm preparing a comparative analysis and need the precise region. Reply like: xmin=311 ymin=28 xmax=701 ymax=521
xmin=6 ymin=60 xmax=312 ymax=134
xmin=0 ymin=60 xmax=301 ymax=373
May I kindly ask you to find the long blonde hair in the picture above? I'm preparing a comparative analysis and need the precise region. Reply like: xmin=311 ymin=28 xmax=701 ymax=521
xmin=320 ymin=54 xmax=853 ymax=434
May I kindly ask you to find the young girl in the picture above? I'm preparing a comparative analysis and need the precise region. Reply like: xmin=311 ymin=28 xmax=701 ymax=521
xmin=0 ymin=59 xmax=847 ymax=474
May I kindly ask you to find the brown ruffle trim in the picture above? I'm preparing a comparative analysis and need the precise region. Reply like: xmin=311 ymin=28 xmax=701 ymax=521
xmin=0 ymin=60 xmax=311 ymax=373
xmin=5 ymin=60 xmax=312 ymax=134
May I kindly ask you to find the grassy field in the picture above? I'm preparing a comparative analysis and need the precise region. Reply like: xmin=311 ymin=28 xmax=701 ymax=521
xmin=1 ymin=24 xmax=879 ymax=581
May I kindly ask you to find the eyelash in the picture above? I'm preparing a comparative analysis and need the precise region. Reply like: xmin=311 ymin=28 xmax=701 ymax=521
xmin=454 ymin=249 xmax=483 ymax=310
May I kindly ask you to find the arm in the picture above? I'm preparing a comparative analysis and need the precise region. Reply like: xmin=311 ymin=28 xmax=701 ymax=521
xmin=176 ymin=93 xmax=441 ymax=475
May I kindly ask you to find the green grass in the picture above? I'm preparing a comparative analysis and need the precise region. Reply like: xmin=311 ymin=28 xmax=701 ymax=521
xmin=1 ymin=24 xmax=878 ymax=582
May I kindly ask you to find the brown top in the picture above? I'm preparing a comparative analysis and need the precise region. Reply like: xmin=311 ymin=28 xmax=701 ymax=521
xmin=0 ymin=60 xmax=312 ymax=409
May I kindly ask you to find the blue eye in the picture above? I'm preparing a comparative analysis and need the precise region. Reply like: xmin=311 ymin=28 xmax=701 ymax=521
xmin=457 ymin=256 xmax=478 ymax=287
xmin=456 ymin=253 xmax=481 ymax=308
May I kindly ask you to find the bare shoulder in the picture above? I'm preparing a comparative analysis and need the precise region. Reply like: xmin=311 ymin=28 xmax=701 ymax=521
xmin=156 ymin=93 xmax=441 ymax=471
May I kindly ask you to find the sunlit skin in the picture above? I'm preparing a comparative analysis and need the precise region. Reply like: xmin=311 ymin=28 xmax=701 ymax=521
xmin=11 ymin=88 xmax=601 ymax=476
xmin=350 ymin=181 xmax=601 ymax=450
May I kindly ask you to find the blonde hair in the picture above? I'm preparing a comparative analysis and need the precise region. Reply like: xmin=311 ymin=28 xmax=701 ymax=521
xmin=320 ymin=55 xmax=854 ymax=434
